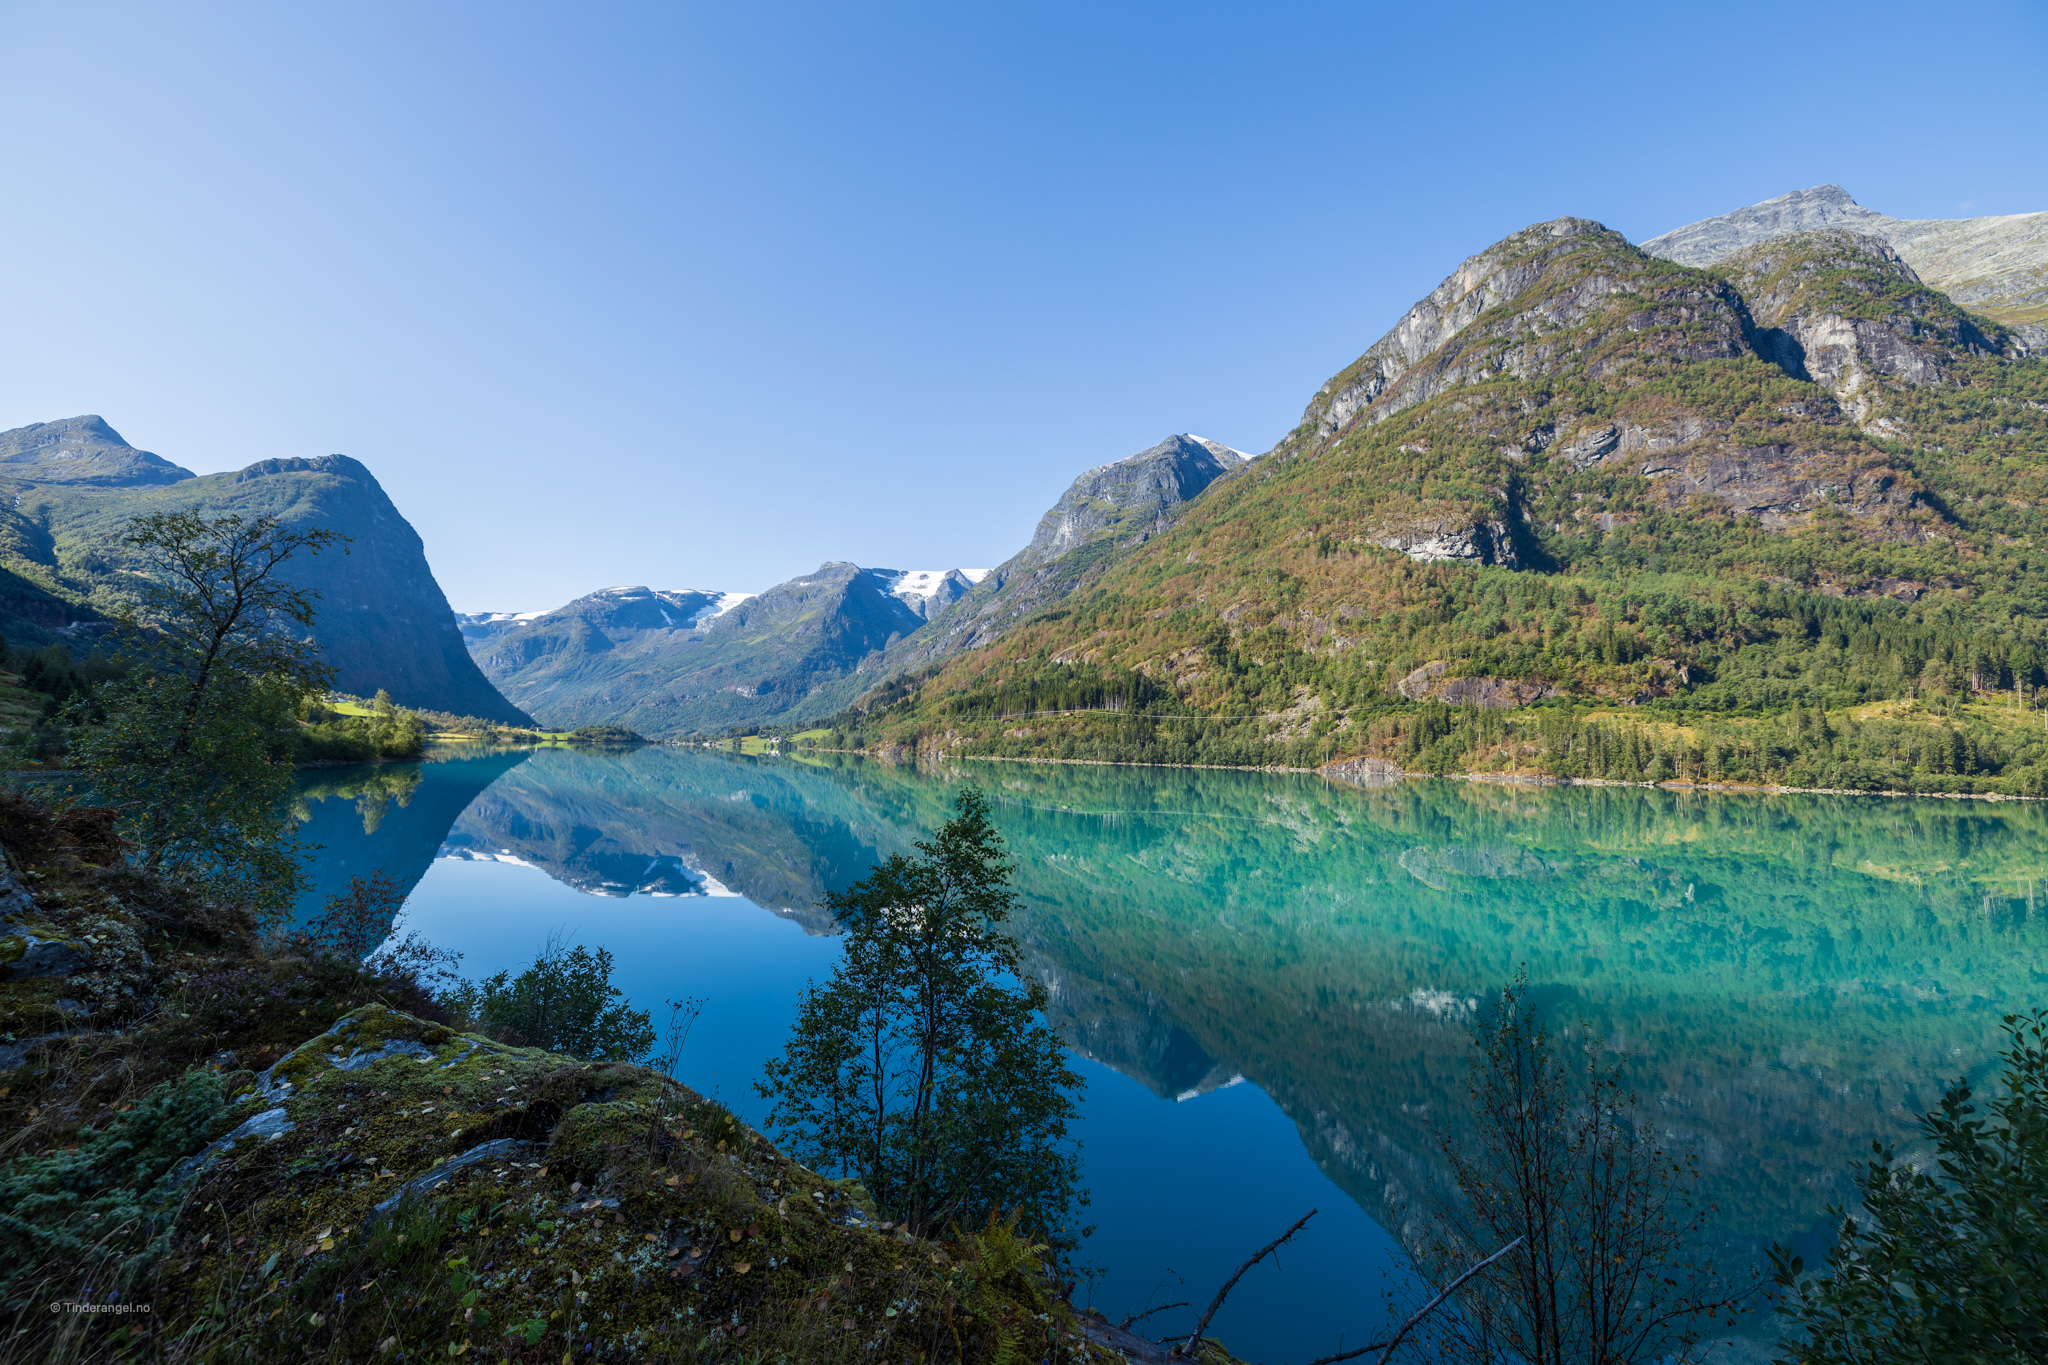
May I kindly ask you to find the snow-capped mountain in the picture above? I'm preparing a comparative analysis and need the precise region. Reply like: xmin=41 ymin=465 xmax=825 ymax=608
xmin=867 ymin=567 xmax=988 ymax=621
xmin=460 ymin=566 xmax=985 ymax=734
xmin=457 ymin=587 xmax=755 ymax=648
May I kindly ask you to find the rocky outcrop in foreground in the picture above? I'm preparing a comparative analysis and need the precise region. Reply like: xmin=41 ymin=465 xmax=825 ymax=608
xmin=0 ymin=791 xmax=1232 ymax=1364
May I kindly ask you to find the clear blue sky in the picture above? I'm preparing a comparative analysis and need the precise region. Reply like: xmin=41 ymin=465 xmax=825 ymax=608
xmin=2 ymin=1 xmax=2043 ymax=611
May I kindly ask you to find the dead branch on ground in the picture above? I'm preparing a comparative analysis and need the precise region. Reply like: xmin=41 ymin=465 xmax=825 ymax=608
xmin=1119 ymin=1301 xmax=1189 ymax=1331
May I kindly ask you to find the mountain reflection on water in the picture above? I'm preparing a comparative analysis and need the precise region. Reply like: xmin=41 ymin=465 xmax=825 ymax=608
xmin=296 ymin=745 xmax=2048 ymax=1254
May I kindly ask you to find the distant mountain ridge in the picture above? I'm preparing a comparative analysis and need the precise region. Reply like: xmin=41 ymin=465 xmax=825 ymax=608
xmin=463 ymin=434 xmax=1247 ymax=735
xmin=1643 ymin=185 xmax=2048 ymax=347
xmin=464 ymin=565 xmax=975 ymax=735
xmin=458 ymin=587 xmax=748 ymax=651
xmin=0 ymin=415 xmax=530 ymax=724
xmin=869 ymin=433 xmax=1251 ymax=676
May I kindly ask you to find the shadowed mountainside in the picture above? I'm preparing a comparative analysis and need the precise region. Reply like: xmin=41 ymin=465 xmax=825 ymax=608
xmin=0 ymin=416 xmax=531 ymax=722
xmin=465 ymin=566 xmax=938 ymax=736
xmin=464 ymin=434 xmax=1246 ymax=737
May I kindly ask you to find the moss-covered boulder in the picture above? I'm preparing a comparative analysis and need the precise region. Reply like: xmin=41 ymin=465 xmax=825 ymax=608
xmin=141 ymin=1004 xmax=1129 ymax=1362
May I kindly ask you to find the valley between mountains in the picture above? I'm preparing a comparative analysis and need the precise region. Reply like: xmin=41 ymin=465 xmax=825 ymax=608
xmin=8 ymin=183 xmax=2045 ymax=796
xmin=448 ymin=185 xmax=2048 ymax=796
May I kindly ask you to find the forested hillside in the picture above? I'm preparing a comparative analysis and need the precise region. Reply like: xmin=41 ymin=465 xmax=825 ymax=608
xmin=833 ymin=221 xmax=2048 ymax=794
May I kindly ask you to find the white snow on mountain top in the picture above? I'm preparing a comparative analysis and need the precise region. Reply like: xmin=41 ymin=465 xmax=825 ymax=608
xmin=875 ymin=569 xmax=957 ymax=600
xmin=1185 ymin=433 xmax=1256 ymax=461
xmin=461 ymin=609 xmax=550 ymax=624
xmin=961 ymin=568 xmax=991 ymax=583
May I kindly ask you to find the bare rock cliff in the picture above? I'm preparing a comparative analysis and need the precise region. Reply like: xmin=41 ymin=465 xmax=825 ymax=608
xmin=1644 ymin=185 xmax=2048 ymax=349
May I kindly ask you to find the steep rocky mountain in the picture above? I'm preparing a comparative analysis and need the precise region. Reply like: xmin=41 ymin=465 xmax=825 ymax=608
xmin=466 ymin=565 xmax=978 ymax=735
xmin=0 ymin=416 xmax=530 ymax=723
xmin=846 ymin=217 xmax=2048 ymax=777
xmin=1644 ymin=185 xmax=2048 ymax=347
xmin=874 ymin=433 xmax=1249 ymax=675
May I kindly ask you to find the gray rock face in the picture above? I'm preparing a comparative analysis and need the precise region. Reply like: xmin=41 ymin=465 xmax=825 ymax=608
xmin=1372 ymin=523 xmax=1495 ymax=564
xmin=1561 ymin=423 xmax=1621 ymax=470
xmin=880 ymin=434 xmax=1250 ymax=673
xmin=375 ymin=1138 xmax=542 ymax=1214
xmin=1300 ymin=218 xmax=1626 ymax=439
xmin=1288 ymin=218 xmax=1753 ymax=471
xmin=0 ymin=415 xmax=196 ymax=488
xmin=0 ymin=865 xmax=89 ymax=982
xmin=1643 ymin=185 xmax=2048 ymax=349
xmin=1021 ymin=435 xmax=1247 ymax=566
xmin=1642 ymin=186 xmax=1889 ymax=266
xmin=166 ymin=1106 xmax=298 ymax=1188
xmin=1719 ymin=230 xmax=2012 ymax=424
xmin=2 ymin=924 xmax=89 ymax=980
xmin=1395 ymin=661 xmax=1559 ymax=707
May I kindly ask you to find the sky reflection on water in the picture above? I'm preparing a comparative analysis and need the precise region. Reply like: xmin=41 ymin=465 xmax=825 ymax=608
xmin=295 ymin=746 xmax=2048 ymax=1361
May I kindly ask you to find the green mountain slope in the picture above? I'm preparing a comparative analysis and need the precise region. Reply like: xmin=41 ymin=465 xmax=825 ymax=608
xmin=840 ymin=220 xmax=2048 ymax=792
xmin=0 ymin=416 xmax=530 ymax=723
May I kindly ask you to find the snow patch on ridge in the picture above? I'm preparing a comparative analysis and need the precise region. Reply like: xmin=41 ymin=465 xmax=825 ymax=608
xmin=688 ymin=591 xmax=753 ymax=626
xmin=1185 ymin=433 xmax=1257 ymax=461
xmin=462 ymin=609 xmax=550 ymax=624
xmin=874 ymin=569 xmax=954 ymax=601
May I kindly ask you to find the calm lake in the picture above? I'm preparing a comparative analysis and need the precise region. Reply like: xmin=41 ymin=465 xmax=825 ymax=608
xmin=292 ymin=746 xmax=2048 ymax=1362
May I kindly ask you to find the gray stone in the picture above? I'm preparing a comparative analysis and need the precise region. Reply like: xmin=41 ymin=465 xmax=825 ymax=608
xmin=0 ymin=1028 xmax=91 ymax=1070
xmin=1643 ymin=186 xmax=2048 ymax=339
xmin=166 ymin=1106 xmax=298 ymax=1187
xmin=3 ymin=922 xmax=89 ymax=981
xmin=1562 ymin=423 xmax=1621 ymax=470
xmin=374 ymin=1139 xmax=543 ymax=1214
xmin=330 ymin=1039 xmax=438 ymax=1071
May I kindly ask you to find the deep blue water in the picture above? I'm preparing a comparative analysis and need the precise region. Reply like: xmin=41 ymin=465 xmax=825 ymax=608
xmin=291 ymin=745 xmax=2048 ymax=1362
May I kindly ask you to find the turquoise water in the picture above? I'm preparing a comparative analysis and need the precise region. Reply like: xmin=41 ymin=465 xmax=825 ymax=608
xmin=293 ymin=747 xmax=2048 ymax=1362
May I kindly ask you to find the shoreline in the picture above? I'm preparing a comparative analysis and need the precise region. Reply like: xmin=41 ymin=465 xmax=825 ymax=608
xmin=900 ymin=750 xmax=2045 ymax=803
xmin=639 ymin=742 xmax=2048 ymax=804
